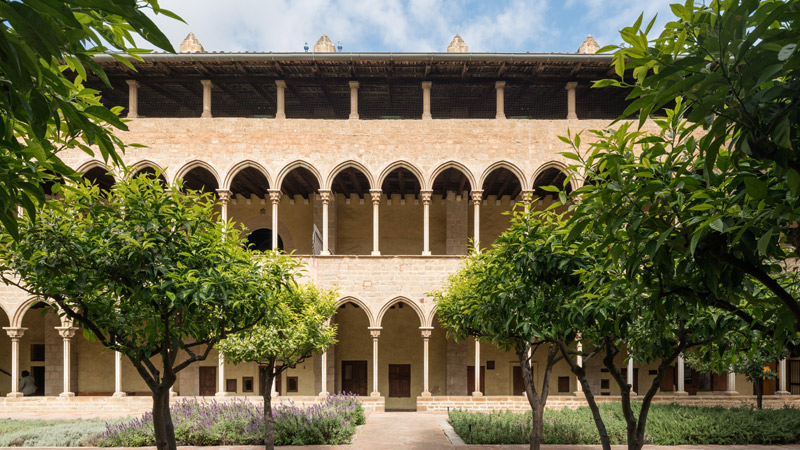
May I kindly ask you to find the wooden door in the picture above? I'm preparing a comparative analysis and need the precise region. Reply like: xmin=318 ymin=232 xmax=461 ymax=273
xmin=467 ymin=365 xmax=486 ymax=394
xmin=32 ymin=366 xmax=45 ymax=396
xmin=342 ymin=360 xmax=367 ymax=396
xmin=388 ymin=364 xmax=411 ymax=397
xmin=790 ymin=360 xmax=800 ymax=395
xmin=660 ymin=365 xmax=675 ymax=392
xmin=512 ymin=366 xmax=526 ymax=396
xmin=199 ymin=367 xmax=216 ymax=396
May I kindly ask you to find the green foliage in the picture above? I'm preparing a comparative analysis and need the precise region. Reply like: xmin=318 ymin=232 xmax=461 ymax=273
xmin=450 ymin=404 xmax=800 ymax=445
xmin=0 ymin=1 xmax=180 ymax=239
xmin=0 ymin=418 xmax=119 ymax=447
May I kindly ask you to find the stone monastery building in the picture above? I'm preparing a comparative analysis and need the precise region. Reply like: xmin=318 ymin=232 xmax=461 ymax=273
xmin=1 ymin=34 xmax=799 ymax=414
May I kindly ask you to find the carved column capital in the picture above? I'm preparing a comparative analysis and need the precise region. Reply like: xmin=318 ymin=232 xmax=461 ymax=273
xmin=495 ymin=80 xmax=506 ymax=89
xmin=369 ymin=189 xmax=382 ymax=205
xmin=3 ymin=327 xmax=26 ymax=340
xmin=125 ymin=79 xmax=140 ymax=89
xmin=55 ymin=326 xmax=78 ymax=340
xmin=522 ymin=190 xmax=534 ymax=205
xmin=216 ymin=189 xmax=232 ymax=204
xmin=268 ymin=189 xmax=282 ymax=205
xmin=349 ymin=81 xmax=360 ymax=90
xmin=471 ymin=190 xmax=483 ymax=206
xmin=318 ymin=189 xmax=332 ymax=205
xmin=419 ymin=327 xmax=433 ymax=339
xmin=565 ymin=81 xmax=578 ymax=90
xmin=420 ymin=190 xmax=433 ymax=206
xmin=368 ymin=327 xmax=382 ymax=338
xmin=275 ymin=80 xmax=287 ymax=89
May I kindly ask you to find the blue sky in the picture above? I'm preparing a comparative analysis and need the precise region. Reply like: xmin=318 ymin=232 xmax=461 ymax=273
xmin=146 ymin=0 xmax=675 ymax=54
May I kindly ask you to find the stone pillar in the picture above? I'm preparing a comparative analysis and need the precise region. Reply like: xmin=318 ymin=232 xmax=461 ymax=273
xmin=676 ymin=354 xmax=688 ymax=395
xmin=495 ymin=81 xmax=506 ymax=120
xmin=446 ymin=338 xmax=467 ymax=395
xmin=725 ymin=369 xmax=737 ymax=395
xmin=421 ymin=190 xmax=432 ymax=255
xmin=446 ymin=192 xmax=468 ymax=255
xmin=777 ymin=358 xmax=790 ymax=395
xmin=565 ymin=81 xmax=578 ymax=120
xmin=349 ymin=81 xmax=359 ymax=120
xmin=55 ymin=327 xmax=77 ymax=397
xmin=319 ymin=350 xmax=329 ymax=396
xmin=369 ymin=327 xmax=381 ymax=396
xmin=471 ymin=191 xmax=483 ymax=252
xmin=370 ymin=190 xmax=381 ymax=256
xmin=420 ymin=327 xmax=433 ymax=396
xmin=271 ymin=375 xmax=278 ymax=398
xmin=319 ymin=190 xmax=332 ymax=255
xmin=275 ymin=80 xmax=286 ymax=119
xmin=422 ymin=81 xmax=432 ymax=120
xmin=574 ymin=339 xmax=584 ymax=396
xmin=125 ymin=80 xmax=139 ymax=118
xmin=522 ymin=191 xmax=533 ymax=213
xmin=216 ymin=190 xmax=231 ymax=226
xmin=627 ymin=354 xmax=636 ymax=396
xmin=215 ymin=352 xmax=227 ymax=397
xmin=201 ymin=79 xmax=213 ymax=118
xmin=472 ymin=338 xmax=482 ymax=397
xmin=269 ymin=189 xmax=281 ymax=250
xmin=4 ymin=327 xmax=26 ymax=397
xmin=113 ymin=351 xmax=126 ymax=397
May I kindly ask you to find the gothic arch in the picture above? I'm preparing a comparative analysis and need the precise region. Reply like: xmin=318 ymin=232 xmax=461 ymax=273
xmin=10 ymin=297 xmax=68 ymax=328
xmin=237 ymin=215 xmax=296 ymax=253
xmin=128 ymin=159 xmax=167 ymax=180
xmin=325 ymin=160 xmax=375 ymax=191
xmin=530 ymin=161 xmax=571 ymax=189
xmin=222 ymin=160 xmax=273 ymax=191
xmin=173 ymin=160 xmax=222 ymax=188
xmin=275 ymin=160 xmax=323 ymax=192
xmin=427 ymin=161 xmax=476 ymax=192
xmin=75 ymin=160 xmax=114 ymax=177
xmin=377 ymin=161 xmax=425 ymax=190
xmin=479 ymin=161 xmax=529 ymax=192
xmin=334 ymin=296 xmax=376 ymax=327
xmin=375 ymin=296 xmax=425 ymax=328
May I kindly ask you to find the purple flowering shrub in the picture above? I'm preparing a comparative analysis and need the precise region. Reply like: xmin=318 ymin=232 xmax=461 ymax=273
xmin=93 ymin=393 xmax=365 ymax=446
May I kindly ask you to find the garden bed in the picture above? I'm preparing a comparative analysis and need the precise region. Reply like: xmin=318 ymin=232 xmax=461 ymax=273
xmin=449 ymin=402 xmax=800 ymax=445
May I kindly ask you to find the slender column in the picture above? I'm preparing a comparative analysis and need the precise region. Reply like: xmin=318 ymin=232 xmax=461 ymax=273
xmin=421 ymin=190 xmax=432 ymax=255
xmin=369 ymin=328 xmax=382 ymax=396
xmin=676 ymin=354 xmax=687 ymax=395
xmin=319 ymin=350 xmax=329 ymax=396
xmin=275 ymin=80 xmax=287 ymax=119
xmin=319 ymin=190 xmax=332 ymax=256
xmin=216 ymin=190 xmax=231 ymax=226
xmin=472 ymin=338 xmax=482 ymax=396
xmin=370 ymin=190 xmax=381 ymax=256
xmin=421 ymin=81 xmax=432 ymax=120
xmin=628 ymin=353 xmax=636 ymax=396
xmin=272 ymin=375 xmax=278 ymax=398
xmin=777 ymin=358 xmax=790 ymax=395
xmin=565 ymin=81 xmax=578 ymax=120
xmin=574 ymin=338 xmax=584 ymax=396
xmin=726 ymin=369 xmax=738 ymax=395
xmin=522 ymin=191 xmax=534 ymax=213
xmin=269 ymin=190 xmax=281 ymax=250
xmin=170 ymin=386 xmax=176 ymax=397
xmin=349 ymin=81 xmax=360 ymax=119
xmin=215 ymin=352 xmax=227 ymax=397
xmin=125 ymin=80 xmax=139 ymax=118
xmin=56 ymin=327 xmax=77 ymax=397
xmin=201 ymin=79 xmax=213 ymax=118
xmin=471 ymin=191 xmax=483 ymax=252
xmin=420 ymin=327 xmax=433 ymax=396
xmin=4 ymin=328 xmax=26 ymax=397
xmin=113 ymin=351 xmax=126 ymax=397
xmin=495 ymin=81 xmax=506 ymax=119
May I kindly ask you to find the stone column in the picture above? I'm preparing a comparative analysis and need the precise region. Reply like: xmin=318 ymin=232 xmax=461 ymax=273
xmin=201 ymin=79 xmax=213 ymax=118
xmin=349 ymin=81 xmax=359 ymax=119
xmin=113 ymin=351 xmax=126 ymax=397
xmin=421 ymin=190 xmax=433 ymax=255
xmin=319 ymin=350 xmax=329 ymax=396
xmin=370 ymin=190 xmax=382 ymax=256
xmin=495 ymin=81 xmax=506 ymax=120
xmin=574 ymin=338 xmax=584 ymax=396
xmin=4 ymin=327 xmax=26 ymax=397
xmin=777 ymin=358 xmax=790 ymax=395
xmin=271 ymin=375 xmax=278 ymax=398
xmin=676 ymin=354 xmax=688 ymax=395
xmin=125 ymin=80 xmax=139 ymax=118
xmin=55 ymin=326 xmax=77 ymax=397
xmin=216 ymin=190 xmax=231 ymax=226
xmin=269 ymin=189 xmax=281 ymax=250
xmin=627 ymin=354 xmax=636 ymax=396
xmin=275 ymin=80 xmax=287 ymax=119
xmin=422 ymin=81 xmax=432 ymax=120
xmin=472 ymin=338 xmax=482 ymax=397
xmin=725 ymin=369 xmax=737 ymax=395
xmin=319 ymin=190 xmax=332 ymax=255
xmin=215 ymin=352 xmax=227 ymax=397
xmin=565 ymin=81 xmax=578 ymax=120
xmin=369 ymin=327 xmax=382 ymax=396
xmin=522 ymin=191 xmax=533 ymax=213
xmin=420 ymin=327 xmax=433 ymax=396
xmin=471 ymin=191 xmax=483 ymax=252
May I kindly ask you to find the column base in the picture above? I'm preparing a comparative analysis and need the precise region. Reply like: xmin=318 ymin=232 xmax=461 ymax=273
xmin=215 ymin=392 xmax=230 ymax=398
xmin=471 ymin=391 xmax=483 ymax=397
xmin=201 ymin=111 xmax=213 ymax=118
xmin=271 ymin=391 xmax=279 ymax=398
xmin=567 ymin=113 xmax=578 ymax=120
xmin=496 ymin=114 xmax=506 ymax=120
xmin=724 ymin=390 xmax=739 ymax=396
xmin=776 ymin=390 xmax=791 ymax=396
xmin=169 ymin=390 xmax=178 ymax=397
xmin=275 ymin=113 xmax=286 ymax=120
xmin=370 ymin=391 xmax=381 ymax=397
xmin=371 ymin=251 xmax=381 ymax=256
xmin=573 ymin=391 xmax=585 ymax=398
xmin=421 ymin=251 xmax=432 ymax=256
xmin=674 ymin=390 xmax=689 ymax=396
xmin=112 ymin=391 xmax=127 ymax=398
xmin=629 ymin=391 xmax=638 ymax=397
xmin=318 ymin=391 xmax=329 ymax=397
xmin=420 ymin=391 xmax=431 ymax=397
xmin=59 ymin=392 xmax=75 ymax=398
xmin=349 ymin=114 xmax=359 ymax=120
xmin=422 ymin=114 xmax=432 ymax=120
xmin=6 ymin=392 xmax=23 ymax=398
xmin=320 ymin=250 xmax=331 ymax=256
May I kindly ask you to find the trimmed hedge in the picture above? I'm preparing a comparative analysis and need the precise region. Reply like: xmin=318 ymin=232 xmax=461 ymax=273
xmin=449 ymin=403 xmax=800 ymax=445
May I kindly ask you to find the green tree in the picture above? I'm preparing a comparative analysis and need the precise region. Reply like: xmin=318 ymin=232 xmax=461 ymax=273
xmin=0 ymin=174 xmax=296 ymax=450
xmin=218 ymin=283 xmax=338 ymax=450
xmin=434 ymin=211 xmax=579 ymax=450
xmin=0 ymin=0 xmax=179 ymax=239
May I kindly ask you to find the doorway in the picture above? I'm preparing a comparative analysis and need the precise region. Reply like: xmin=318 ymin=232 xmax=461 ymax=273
xmin=342 ymin=360 xmax=367 ymax=396
xmin=199 ymin=366 xmax=216 ymax=396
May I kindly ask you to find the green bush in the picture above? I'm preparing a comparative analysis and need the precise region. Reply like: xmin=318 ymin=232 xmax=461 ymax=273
xmin=0 ymin=419 xmax=117 ymax=447
xmin=449 ymin=403 xmax=800 ymax=445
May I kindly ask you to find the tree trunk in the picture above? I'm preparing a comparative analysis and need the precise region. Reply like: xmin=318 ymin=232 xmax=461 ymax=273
xmin=530 ymin=397 xmax=544 ymax=450
xmin=262 ymin=364 xmax=276 ymax=450
xmin=152 ymin=388 xmax=176 ymax=450
xmin=756 ymin=378 xmax=763 ymax=410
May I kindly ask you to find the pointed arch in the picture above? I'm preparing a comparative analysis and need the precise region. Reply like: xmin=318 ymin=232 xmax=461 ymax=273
xmin=377 ymin=161 xmax=425 ymax=191
xmin=376 ymin=296 xmax=425 ymax=328
xmin=173 ymin=160 xmax=221 ymax=187
xmin=75 ymin=159 xmax=112 ymax=175
xmin=479 ymin=161 xmax=529 ymax=192
xmin=275 ymin=160 xmax=323 ymax=193
xmin=325 ymin=160 xmax=375 ymax=191
xmin=531 ymin=161 xmax=570 ymax=189
xmin=334 ymin=296 xmax=375 ymax=327
xmin=10 ymin=297 xmax=60 ymax=328
xmin=427 ymin=161 xmax=476 ymax=191
xmin=425 ymin=302 xmax=439 ymax=329
xmin=129 ymin=160 xmax=167 ymax=180
xmin=0 ymin=302 xmax=11 ymax=325
xmin=237 ymin=214 xmax=295 ymax=254
xmin=222 ymin=160 xmax=273 ymax=191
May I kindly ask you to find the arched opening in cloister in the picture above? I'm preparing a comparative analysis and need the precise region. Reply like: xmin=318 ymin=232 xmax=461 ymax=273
xmin=279 ymin=166 xmax=320 ymax=255
xmin=479 ymin=166 xmax=523 ymax=249
xmin=82 ymin=166 xmax=116 ymax=193
xmin=332 ymin=300 xmax=373 ymax=396
xmin=379 ymin=167 xmax=423 ymax=255
xmin=430 ymin=167 xmax=473 ymax=255
xmin=330 ymin=167 xmax=372 ymax=255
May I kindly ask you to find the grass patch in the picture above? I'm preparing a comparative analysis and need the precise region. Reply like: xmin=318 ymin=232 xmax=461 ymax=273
xmin=0 ymin=419 xmax=117 ymax=447
xmin=449 ymin=403 xmax=800 ymax=445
